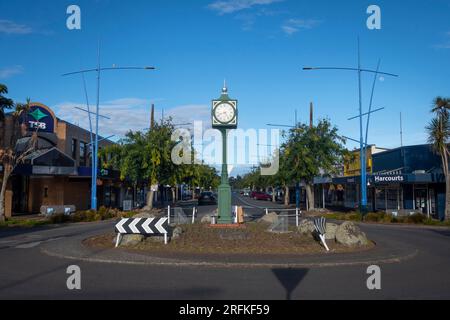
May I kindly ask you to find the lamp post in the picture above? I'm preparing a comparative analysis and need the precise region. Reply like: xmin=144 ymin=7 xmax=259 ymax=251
xmin=303 ymin=39 xmax=398 ymax=216
xmin=63 ymin=46 xmax=155 ymax=210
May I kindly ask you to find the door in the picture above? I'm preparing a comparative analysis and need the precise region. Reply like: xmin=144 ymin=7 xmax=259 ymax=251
xmin=414 ymin=188 xmax=428 ymax=214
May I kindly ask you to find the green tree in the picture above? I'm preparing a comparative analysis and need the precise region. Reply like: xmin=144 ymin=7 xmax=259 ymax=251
xmin=283 ymin=119 xmax=346 ymax=210
xmin=427 ymin=97 xmax=450 ymax=221
xmin=101 ymin=120 xmax=177 ymax=209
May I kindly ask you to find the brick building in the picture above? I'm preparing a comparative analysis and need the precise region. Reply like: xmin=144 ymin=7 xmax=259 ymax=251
xmin=0 ymin=102 xmax=125 ymax=217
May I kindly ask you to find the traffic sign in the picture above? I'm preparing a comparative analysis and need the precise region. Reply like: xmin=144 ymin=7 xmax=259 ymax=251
xmin=115 ymin=218 xmax=169 ymax=247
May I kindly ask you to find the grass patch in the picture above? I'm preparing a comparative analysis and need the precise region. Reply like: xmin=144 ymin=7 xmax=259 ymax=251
xmin=0 ymin=218 xmax=51 ymax=229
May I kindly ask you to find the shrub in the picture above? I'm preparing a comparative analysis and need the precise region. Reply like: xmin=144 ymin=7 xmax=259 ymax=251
xmin=407 ymin=213 xmax=426 ymax=224
xmin=365 ymin=212 xmax=383 ymax=222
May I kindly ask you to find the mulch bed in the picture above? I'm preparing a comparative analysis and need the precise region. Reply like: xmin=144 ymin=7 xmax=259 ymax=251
xmin=83 ymin=222 xmax=375 ymax=256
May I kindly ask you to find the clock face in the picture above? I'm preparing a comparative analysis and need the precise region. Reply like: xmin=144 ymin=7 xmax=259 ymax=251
xmin=214 ymin=103 xmax=235 ymax=124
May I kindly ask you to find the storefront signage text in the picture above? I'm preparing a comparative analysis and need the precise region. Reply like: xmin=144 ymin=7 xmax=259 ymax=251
xmin=374 ymin=175 xmax=405 ymax=183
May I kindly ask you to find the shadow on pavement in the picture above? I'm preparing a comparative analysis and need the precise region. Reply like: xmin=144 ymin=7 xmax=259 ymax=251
xmin=272 ymin=268 xmax=309 ymax=300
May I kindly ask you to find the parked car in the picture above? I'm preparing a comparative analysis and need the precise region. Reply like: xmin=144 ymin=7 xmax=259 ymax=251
xmin=198 ymin=192 xmax=218 ymax=206
xmin=242 ymin=188 xmax=251 ymax=197
xmin=253 ymin=192 xmax=272 ymax=201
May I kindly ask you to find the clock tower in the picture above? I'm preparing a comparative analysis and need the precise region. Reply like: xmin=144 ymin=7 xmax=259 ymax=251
xmin=212 ymin=82 xmax=238 ymax=224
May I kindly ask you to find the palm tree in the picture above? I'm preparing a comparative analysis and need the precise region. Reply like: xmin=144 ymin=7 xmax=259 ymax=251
xmin=0 ymin=98 xmax=35 ymax=222
xmin=427 ymin=97 xmax=450 ymax=221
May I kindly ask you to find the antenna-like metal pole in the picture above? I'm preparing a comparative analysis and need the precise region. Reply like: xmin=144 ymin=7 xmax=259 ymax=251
xmin=400 ymin=112 xmax=403 ymax=148
xmin=92 ymin=40 xmax=101 ymax=210
xmin=357 ymin=38 xmax=368 ymax=215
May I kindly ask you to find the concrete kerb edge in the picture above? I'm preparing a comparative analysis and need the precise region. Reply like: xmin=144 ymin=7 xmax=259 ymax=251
xmin=40 ymin=246 xmax=419 ymax=270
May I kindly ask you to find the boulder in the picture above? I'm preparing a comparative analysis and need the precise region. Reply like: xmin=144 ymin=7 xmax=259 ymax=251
xmin=171 ymin=226 xmax=183 ymax=240
xmin=258 ymin=212 xmax=278 ymax=224
xmin=297 ymin=219 xmax=315 ymax=236
xmin=201 ymin=215 xmax=217 ymax=224
xmin=145 ymin=235 xmax=166 ymax=243
xmin=325 ymin=223 xmax=339 ymax=240
xmin=119 ymin=234 xmax=144 ymax=246
xmin=335 ymin=221 xmax=370 ymax=247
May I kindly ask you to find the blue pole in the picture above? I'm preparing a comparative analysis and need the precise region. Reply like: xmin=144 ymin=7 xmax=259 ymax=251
xmin=357 ymin=38 xmax=367 ymax=215
xmin=92 ymin=42 xmax=101 ymax=210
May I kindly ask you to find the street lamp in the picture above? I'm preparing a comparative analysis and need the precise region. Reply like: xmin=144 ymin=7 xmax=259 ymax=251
xmin=63 ymin=45 xmax=155 ymax=210
xmin=303 ymin=39 xmax=398 ymax=215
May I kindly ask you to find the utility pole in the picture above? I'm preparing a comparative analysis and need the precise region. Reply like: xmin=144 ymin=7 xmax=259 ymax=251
xmin=151 ymin=104 xmax=155 ymax=130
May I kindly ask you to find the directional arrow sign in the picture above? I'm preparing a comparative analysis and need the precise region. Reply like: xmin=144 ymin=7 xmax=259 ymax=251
xmin=115 ymin=218 xmax=169 ymax=235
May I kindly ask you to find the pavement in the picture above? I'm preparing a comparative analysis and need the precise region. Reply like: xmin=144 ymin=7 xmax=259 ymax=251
xmin=0 ymin=194 xmax=450 ymax=299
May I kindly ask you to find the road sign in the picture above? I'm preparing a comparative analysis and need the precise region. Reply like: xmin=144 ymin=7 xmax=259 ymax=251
xmin=115 ymin=218 xmax=169 ymax=247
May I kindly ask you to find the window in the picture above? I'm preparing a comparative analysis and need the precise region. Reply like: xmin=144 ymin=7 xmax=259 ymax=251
xmin=80 ymin=141 xmax=87 ymax=166
xmin=71 ymin=139 xmax=77 ymax=159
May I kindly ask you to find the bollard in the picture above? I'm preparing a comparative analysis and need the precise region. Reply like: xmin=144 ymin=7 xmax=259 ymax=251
xmin=296 ymin=208 xmax=299 ymax=227
xmin=192 ymin=207 xmax=196 ymax=224
xmin=265 ymin=208 xmax=269 ymax=216
xmin=168 ymin=205 xmax=171 ymax=224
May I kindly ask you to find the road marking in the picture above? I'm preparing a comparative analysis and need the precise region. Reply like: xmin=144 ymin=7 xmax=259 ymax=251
xmin=233 ymin=195 xmax=267 ymax=209
xmin=15 ymin=241 xmax=42 ymax=249
xmin=13 ymin=237 xmax=64 ymax=249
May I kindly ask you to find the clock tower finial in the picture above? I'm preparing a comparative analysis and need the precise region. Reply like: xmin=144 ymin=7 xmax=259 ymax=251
xmin=222 ymin=79 xmax=228 ymax=94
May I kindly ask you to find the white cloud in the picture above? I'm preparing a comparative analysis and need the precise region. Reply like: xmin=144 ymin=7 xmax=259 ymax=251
xmin=0 ymin=65 xmax=24 ymax=79
xmin=282 ymin=18 xmax=322 ymax=35
xmin=208 ymin=0 xmax=284 ymax=15
xmin=0 ymin=20 xmax=32 ymax=35
xmin=54 ymin=98 xmax=211 ymax=139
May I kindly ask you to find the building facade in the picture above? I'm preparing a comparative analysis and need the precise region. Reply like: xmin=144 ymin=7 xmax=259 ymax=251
xmin=314 ymin=144 xmax=446 ymax=220
xmin=0 ymin=102 xmax=126 ymax=217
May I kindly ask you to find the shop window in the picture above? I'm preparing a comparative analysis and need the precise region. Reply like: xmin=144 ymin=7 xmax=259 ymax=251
xmin=80 ymin=142 xmax=87 ymax=167
xmin=386 ymin=189 xmax=399 ymax=210
xmin=376 ymin=189 xmax=386 ymax=210
xmin=71 ymin=139 xmax=77 ymax=159
xmin=44 ymin=187 xmax=48 ymax=198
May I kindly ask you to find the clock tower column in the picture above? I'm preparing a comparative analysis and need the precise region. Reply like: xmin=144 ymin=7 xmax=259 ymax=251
xmin=212 ymin=83 xmax=238 ymax=224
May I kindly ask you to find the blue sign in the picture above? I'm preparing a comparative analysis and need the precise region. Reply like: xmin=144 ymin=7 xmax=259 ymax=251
xmin=22 ymin=104 xmax=56 ymax=133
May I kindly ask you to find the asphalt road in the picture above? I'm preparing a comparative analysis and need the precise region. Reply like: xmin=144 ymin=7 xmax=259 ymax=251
xmin=0 ymin=194 xmax=450 ymax=300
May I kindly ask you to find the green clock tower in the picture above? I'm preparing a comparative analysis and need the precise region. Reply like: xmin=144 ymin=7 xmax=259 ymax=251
xmin=212 ymin=83 xmax=238 ymax=224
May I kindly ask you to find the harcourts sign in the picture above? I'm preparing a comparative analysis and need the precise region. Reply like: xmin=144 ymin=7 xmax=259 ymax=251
xmin=373 ymin=175 xmax=405 ymax=184
xmin=22 ymin=103 xmax=56 ymax=133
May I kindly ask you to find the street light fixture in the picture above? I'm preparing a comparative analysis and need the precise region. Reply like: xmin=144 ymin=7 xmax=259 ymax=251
xmin=63 ymin=44 xmax=156 ymax=211
xmin=303 ymin=39 xmax=398 ymax=215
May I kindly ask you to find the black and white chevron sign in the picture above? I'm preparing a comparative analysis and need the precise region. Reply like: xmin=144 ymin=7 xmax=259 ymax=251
xmin=115 ymin=218 xmax=169 ymax=235
xmin=313 ymin=217 xmax=327 ymax=236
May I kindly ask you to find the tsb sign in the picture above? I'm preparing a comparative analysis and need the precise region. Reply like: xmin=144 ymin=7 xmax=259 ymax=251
xmin=22 ymin=104 xmax=56 ymax=134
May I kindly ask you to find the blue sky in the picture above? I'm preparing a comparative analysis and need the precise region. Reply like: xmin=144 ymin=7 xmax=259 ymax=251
xmin=1 ymin=0 xmax=450 ymax=154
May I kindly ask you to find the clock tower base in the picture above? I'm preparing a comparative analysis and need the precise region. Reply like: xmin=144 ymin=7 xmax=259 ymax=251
xmin=217 ymin=183 xmax=233 ymax=224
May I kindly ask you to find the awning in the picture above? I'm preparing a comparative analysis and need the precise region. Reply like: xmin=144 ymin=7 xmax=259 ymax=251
xmin=20 ymin=148 xmax=77 ymax=176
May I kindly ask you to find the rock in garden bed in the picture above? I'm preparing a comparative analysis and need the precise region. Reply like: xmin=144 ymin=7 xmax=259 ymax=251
xmin=335 ymin=221 xmax=370 ymax=247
